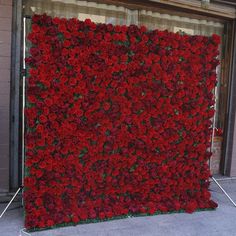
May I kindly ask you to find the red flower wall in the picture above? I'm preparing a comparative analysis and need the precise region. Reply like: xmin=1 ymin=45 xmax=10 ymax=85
xmin=24 ymin=14 xmax=220 ymax=230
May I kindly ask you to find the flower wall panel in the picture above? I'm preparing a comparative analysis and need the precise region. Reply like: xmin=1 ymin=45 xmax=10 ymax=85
xmin=24 ymin=14 xmax=220 ymax=230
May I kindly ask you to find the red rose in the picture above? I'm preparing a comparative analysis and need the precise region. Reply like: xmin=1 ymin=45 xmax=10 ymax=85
xmin=99 ymin=212 xmax=106 ymax=219
xmin=185 ymin=201 xmax=198 ymax=213
xmin=212 ymin=34 xmax=221 ymax=45
xmin=103 ymin=102 xmax=111 ymax=111
xmin=39 ymin=115 xmax=47 ymax=123
xmin=72 ymin=215 xmax=79 ymax=223
xmin=46 ymin=220 xmax=54 ymax=227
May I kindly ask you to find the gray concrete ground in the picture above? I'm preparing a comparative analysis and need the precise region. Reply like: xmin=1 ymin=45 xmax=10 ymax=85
xmin=0 ymin=179 xmax=236 ymax=236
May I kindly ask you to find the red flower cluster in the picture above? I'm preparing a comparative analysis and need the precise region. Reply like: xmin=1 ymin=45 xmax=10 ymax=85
xmin=214 ymin=128 xmax=223 ymax=136
xmin=24 ymin=14 xmax=220 ymax=230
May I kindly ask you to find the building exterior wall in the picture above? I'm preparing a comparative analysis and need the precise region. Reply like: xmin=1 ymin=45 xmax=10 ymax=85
xmin=229 ymin=107 xmax=236 ymax=176
xmin=0 ymin=0 xmax=12 ymax=192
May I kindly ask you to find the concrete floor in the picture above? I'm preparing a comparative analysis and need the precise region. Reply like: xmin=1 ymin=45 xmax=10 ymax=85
xmin=0 ymin=180 xmax=236 ymax=236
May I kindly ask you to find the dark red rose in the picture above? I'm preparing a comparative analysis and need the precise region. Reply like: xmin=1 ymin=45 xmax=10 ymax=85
xmin=38 ymin=115 xmax=47 ymax=123
xmin=185 ymin=201 xmax=198 ymax=213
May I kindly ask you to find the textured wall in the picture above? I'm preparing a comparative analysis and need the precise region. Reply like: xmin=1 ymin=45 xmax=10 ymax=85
xmin=230 ymin=115 xmax=236 ymax=176
xmin=211 ymin=137 xmax=222 ymax=175
xmin=0 ymin=0 xmax=12 ymax=192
